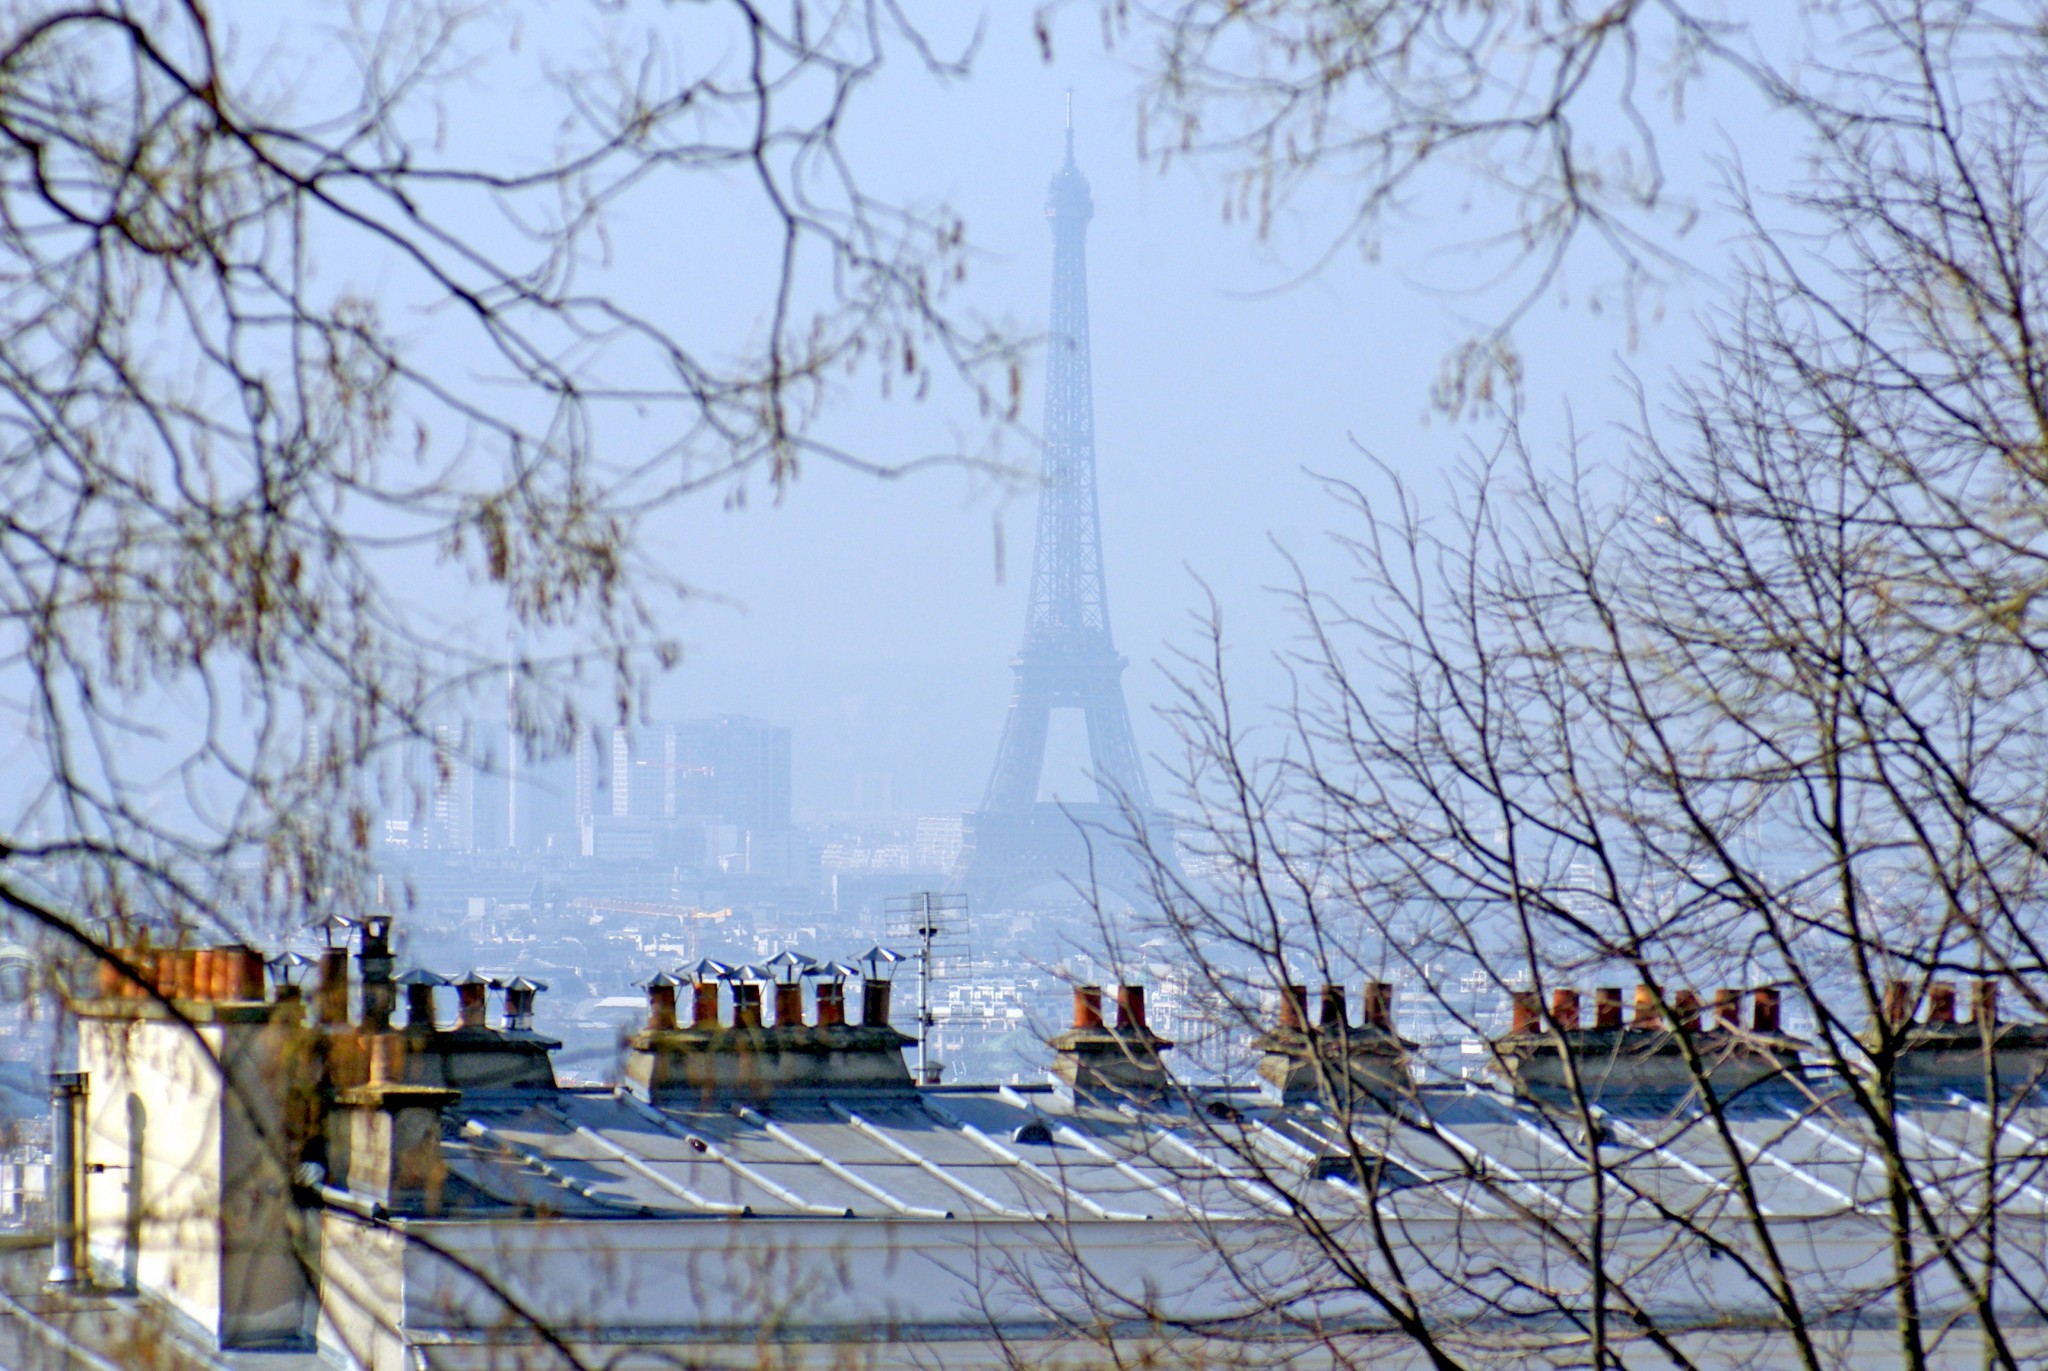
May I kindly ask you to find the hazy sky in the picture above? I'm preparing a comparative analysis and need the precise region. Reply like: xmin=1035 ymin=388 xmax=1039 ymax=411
xmin=592 ymin=5 xmax=1757 ymax=819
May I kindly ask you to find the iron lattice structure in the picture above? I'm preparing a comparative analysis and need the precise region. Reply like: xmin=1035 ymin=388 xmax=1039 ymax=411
xmin=957 ymin=125 xmax=1175 ymax=911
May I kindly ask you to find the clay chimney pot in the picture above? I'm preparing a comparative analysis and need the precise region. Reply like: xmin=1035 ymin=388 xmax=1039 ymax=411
xmin=1116 ymin=985 xmax=1148 ymax=1032
xmin=1594 ymin=986 xmax=1623 ymax=1030
xmin=1714 ymin=987 xmax=1742 ymax=1030
xmin=1073 ymin=985 xmax=1104 ymax=1030
xmin=1753 ymin=986 xmax=1782 ymax=1035
xmin=1673 ymin=989 xmax=1702 ymax=1033
xmin=1277 ymin=984 xmax=1308 ymax=1032
xmin=1974 ymin=979 xmax=1998 ymax=1029
xmin=774 ymin=983 xmax=804 ymax=1029
xmin=1881 ymin=979 xmax=1913 ymax=1027
xmin=816 ymin=983 xmax=846 ymax=1027
xmin=1365 ymin=981 xmax=1394 ymax=1031
xmin=1510 ymin=989 xmax=1541 ymax=1035
xmin=1551 ymin=987 xmax=1581 ymax=1030
xmin=1927 ymin=982 xmax=1956 ymax=1025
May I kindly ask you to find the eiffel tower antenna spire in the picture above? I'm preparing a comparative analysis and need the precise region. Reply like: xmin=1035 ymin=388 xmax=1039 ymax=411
xmin=954 ymin=109 xmax=1178 ymax=911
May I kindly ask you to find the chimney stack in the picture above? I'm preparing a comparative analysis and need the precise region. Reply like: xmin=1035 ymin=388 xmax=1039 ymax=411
xmin=1051 ymin=982 xmax=1174 ymax=1099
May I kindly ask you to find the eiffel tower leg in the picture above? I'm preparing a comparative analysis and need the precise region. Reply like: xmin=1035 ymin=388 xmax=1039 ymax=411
xmin=982 ymin=673 xmax=1052 ymax=813
xmin=1080 ymin=678 xmax=1149 ymax=810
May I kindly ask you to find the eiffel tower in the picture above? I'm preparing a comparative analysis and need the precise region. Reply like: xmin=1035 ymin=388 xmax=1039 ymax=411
xmin=956 ymin=112 xmax=1176 ymax=911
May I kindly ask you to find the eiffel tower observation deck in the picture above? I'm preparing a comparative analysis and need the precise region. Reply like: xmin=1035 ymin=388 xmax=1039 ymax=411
xmin=955 ymin=111 xmax=1179 ymax=912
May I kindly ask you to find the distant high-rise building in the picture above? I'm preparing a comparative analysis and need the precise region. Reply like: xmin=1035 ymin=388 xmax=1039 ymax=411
xmin=428 ymin=723 xmax=474 ymax=850
xmin=579 ymin=716 xmax=794 ymax=870
xmin=687 ymin=715 xmax=791 ymax=831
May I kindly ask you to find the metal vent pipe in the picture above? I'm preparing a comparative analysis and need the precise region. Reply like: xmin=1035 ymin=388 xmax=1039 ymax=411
xmin=46 ymin=1071 xmax=87 ymax=1288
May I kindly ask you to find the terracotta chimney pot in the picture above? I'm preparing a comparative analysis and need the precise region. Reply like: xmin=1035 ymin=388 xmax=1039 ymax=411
xmin=1072 ymin=985 xmax=1104 ymax=1029
xmin=227 ymin=946 xmax=266 ymax=1001
xmin=774 ymin=983 xmax=804 ymax=1028
xmin=816 ymin=983 xmax=846 ymax=1027
xmin=648 ymin=983 xmax=678 ymax=1032
xmin=1753 ymin=986 xmax=1781 ymax=1035
xmin=1510 ymin=989 xmax=1541 ymax=1035
xmin=1365 ymin=981 xmax=1394 ymax=1031
xmin=1974 ymin=979 xmax=1998 ymax=1029
xmin=95 ymin=952 xmax=124 ymax=1002
xmin=173 ymin=949 xmax=199 ymax=1001
xmin=861 ymin=979 xmax=892 ymax=1027
xmin=1714 ymin=987 xmax=1742 ymax=1030
xmin=152 ymin=949 xmax=178 ymax=999
xmin=733 ymin=983 xmax=764 ymax=1030
xmin=693 ymin=981 xmax=721 ymax=1027
xmin=317 ymin=947 xmax=351 ymax=1026
xmin=1594 ymin=987 xmax=1623 ymax=1030
xmin=1317 ymin=984 xmax=1349 ymax=1032
xmin=1927 ymin=982 xmax=1956 ymax=1025
xmin=1673 ymin=989 xmax=1702 ymax=1033
xmin=1881 ymin=980 xmax=1913 ymax=1027
xmin=1551 ymin=987 xmax=1581 ymax=1030
xmin=1116 ymin=985 xmax=1148 ymax=1032
xmin=1632 ymin=984 xmax=1659 ymax=1028
xmin=1277 ymin=984 xmax=1308 ymax=1032
xmin=456 ymin=980 xmax=488 ymax=1029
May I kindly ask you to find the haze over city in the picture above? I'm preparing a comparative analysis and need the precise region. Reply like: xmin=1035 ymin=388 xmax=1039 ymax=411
xmin=11 ymin=4 xmax=2039 ymax=1369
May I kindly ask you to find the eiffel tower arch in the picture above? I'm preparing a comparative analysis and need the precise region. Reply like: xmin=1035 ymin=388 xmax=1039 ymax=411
xmin=955 ymin=115 xmax=1179 ymax=913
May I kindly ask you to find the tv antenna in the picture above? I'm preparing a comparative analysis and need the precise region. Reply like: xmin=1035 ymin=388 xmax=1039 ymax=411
xmin=884 ymin=891 xmax=968 ymax=1085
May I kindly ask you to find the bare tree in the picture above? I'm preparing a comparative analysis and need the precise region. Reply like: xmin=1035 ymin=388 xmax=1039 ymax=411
xmin=1034 ymin=3 xmax=2048 ymax=1367
xmin=0 ymin=3 xmax=1021 ymax=1366
xmin=0 ymin=0 xmax=1016 ymax=957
